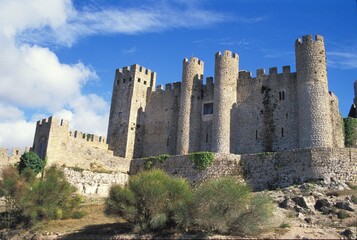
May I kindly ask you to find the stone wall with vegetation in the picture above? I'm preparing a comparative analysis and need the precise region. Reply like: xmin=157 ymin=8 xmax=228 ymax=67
xmin=129 ymin=148 xmax=357 ymax=191
xmin=130 ymin=153 xmax=243 ymax=184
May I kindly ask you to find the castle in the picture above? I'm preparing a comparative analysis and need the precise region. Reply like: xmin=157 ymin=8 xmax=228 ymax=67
xmin=1 ymin=34 xmax=356 ymax=194
xmin=107 ymin=34 xmax=344 ymax=159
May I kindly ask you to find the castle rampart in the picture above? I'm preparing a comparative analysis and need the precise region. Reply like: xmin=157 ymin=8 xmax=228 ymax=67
xmin=0 ymin=147 xmax=29 ymax=167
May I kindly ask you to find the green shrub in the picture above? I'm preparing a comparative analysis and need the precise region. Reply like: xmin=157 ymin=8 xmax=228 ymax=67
xmin=344 ymin=117 xmax=357 ymax=147
xmin=105 ymin=169 xmax=192 ymax=232
xmin=18 ymin=151 xmax=46 ymax=175
xmin=280 ymin=223 xmax=291 ymax=228
xmin=0 ymin=165 xmax=83 ymax=227
xmin=142 ymin=154 xmax=171 ymax=170
xmin=193 ymin=177 xmax=251 ymax=233
xmin=105 ymin=171 xmax=274 ymax=236
xmin=188 ymin=152 xmax=214 ymax=170
xmin=337 ymin=210 xmax=351 ymax=219
xmin=351 ymin=195 xmax=357 ymax=204
xmin=157 ymin=154 xmax=170 ymax=163
xmin=193 ymin=177 xmax=273 ymax=235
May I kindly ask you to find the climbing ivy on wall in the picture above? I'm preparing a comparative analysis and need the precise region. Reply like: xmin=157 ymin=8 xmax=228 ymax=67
xmin=189 ymin=152 xmax=215 ymax=170
xmin=344 ymin=117 xmax=357 ymax=147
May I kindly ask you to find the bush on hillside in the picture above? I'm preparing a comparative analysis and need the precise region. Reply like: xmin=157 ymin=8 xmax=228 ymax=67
xmin=18 ymin=151 xmax=46 ymax=175
xmin=105 ymin=169 xmax=192 ymax=232
xmin=0 ymin=165 xmax=83 ymax=228
xmin=106 ymin=170 xmax=274 ymax=236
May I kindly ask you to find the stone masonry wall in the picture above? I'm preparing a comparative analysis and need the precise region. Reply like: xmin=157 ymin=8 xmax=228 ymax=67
xmin=143 ymin=83 xmax=181 ymax=156
xmin=32 ymin=117 xmax=130 ymax=173
xmin=63 ymin=168 xmax=128 ymax=197
xmin=129 ymin=148 xmax=357 ymax=191
xmin=235 ymin=66 xmax=298 ymax=154
xmin=0 ymin=147 xmax=28 ymax=168
xmin=130 ymin=153 xmax=243 ymax=184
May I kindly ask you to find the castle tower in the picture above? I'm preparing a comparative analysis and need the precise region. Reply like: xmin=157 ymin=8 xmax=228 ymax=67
xmin=212 ymin=51 xmax=239 ymax=153
xmin=295 ymin=35 xmax=332 ymax=148
xmin=107 ymin=64 xmax=156 ymax=159
xmin=176 ymin=57 xmax=204 ymax=154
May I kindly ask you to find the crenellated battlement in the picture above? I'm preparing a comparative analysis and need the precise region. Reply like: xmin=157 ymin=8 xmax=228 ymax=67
xmin=183 ymin=57 xmax=204 ymax=66
xmin=116 ymin=64 xmax=156 ymax=82
xmin=215 ymin=50 xmax=238 ymax=59
xmin=37 ymin=117 xmax=69 ymax=129
xmin=0 ymin=147 xmax=30 ymax=166
xmin=295 ymin=34 xmax=324 ymax=46
xmin=239 ymin=66 xmax=293 ymax=81
xmin=70 ymin=131 xmax=106 ymax=144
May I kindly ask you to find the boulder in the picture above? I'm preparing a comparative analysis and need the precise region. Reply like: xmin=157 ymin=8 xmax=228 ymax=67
xmin=315 ymin=198 xmax=331 ymax=210
xmin=340 ymin=229 xmax=356 ymax=240
xmin=292 ymin=196 xmax=315 ymax=211
xmin=335 ymin=201 xmax=355 ymax=212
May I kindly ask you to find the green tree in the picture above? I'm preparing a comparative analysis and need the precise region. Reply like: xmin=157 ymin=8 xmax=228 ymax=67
xmin=18 ymin=151 xmax=46 ymax=175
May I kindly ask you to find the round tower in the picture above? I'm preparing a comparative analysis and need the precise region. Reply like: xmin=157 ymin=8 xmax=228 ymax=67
xmin=295 ymin=34 xmax=332 ymax=148
xmin=176 ymin=57 xmax=204 ymax=155
xmin=212 ymin=50 xmax=239 ymax=153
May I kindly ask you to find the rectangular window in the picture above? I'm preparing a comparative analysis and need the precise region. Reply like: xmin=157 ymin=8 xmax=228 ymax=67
xmin=203 ymin=103 xmax=213 ymax=115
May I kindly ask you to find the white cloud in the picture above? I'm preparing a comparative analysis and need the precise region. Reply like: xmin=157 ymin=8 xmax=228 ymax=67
xmin=327 ymin=51 xmax=357 ymax=69
xmin=17 ymin=0 xmax=228 ymax=47
xmin=0 ymin=0 xmax=230 ymax=150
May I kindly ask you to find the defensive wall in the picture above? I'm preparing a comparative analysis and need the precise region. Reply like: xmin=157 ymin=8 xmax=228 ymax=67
xmin=0 ymin=147 xmax=29 ymax=168
xmin=32 ymin=117 xmax=130 ymax=173
xmin=130 ymin=148 xmax=357 ymax=190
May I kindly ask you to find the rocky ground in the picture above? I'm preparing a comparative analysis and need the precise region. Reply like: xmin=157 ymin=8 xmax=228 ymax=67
xmin=0 ymin=180 xmax=356 ymax=239
xmin=262 ymin=180 xmax=357 ymax=239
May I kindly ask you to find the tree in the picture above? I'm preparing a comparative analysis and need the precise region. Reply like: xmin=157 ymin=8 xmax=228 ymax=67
xmin=18 ymin=151 xmax=45 ymax=175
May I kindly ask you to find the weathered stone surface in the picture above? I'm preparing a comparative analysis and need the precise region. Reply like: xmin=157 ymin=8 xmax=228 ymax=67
xmin=63 ymin=168 xmax=128 ymax=197
xmin=315 ymin=199 xmax=331 ymax=211
xmin=335 ymin=201 xmax=355 ymax=212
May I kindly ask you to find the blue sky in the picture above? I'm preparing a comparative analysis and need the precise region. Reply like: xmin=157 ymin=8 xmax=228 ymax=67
xmin=0 ymin=0 xmax=357 ymax=150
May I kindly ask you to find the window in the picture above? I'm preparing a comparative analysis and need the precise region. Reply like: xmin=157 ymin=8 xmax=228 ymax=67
xmin=123 ymin=78 xmax=126 ymax=83
xmin=206 ymin=133 xmax=209 ymax=143
xmin=129 ymin=77 xmax=132 ymax=82
xmin=116 ymin=79 xmax=119 ymax=85
xmin=256 ymin=130 xmax=258 ymax=140
xmin=203 ymin=103 xmax=213 ymax=115
xmin=138 ymin=78 xmax=141 ymax=83
xmin=281 ymin=128 xmax=284 ymax=137
xmin=279 ymin=91 xmax=285 ymax=100
xmin=167 ymin=138 xmax=170 ymax=146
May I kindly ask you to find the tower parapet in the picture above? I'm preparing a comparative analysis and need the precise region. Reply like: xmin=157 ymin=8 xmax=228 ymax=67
xmin=295 ymin=34 xmax=332 ymax=148
xmin=212 ymin=50 xmax=239 ymax=153
xmin=177 ymin=57 xmax=204 ymax=154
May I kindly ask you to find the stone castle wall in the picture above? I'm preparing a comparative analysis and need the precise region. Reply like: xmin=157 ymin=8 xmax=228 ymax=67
xmin=32 ymin=117 xmax=130 ymax=173
xmin=107 ymin=34 xmax=344 ymax=159
xmin=0 ymin=147 xmax=29 ymax=168
xmin=235 ymin=66 xmax=299 ymax=153
xmin=143 ymin=83 xmax=181 ymax=156
xmin=129 ymin=148 xmax=357 ymax=190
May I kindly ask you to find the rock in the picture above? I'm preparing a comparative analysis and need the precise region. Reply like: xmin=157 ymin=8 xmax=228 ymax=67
xmin=335 ymin=201 xmax=355 ymax=212
xmin=315 ymin=198 xmax=331 ymax=210
xmin=340 ymin=229 xmax=356 ymax=239
xmin=304 ymin=217 xmax=312 ymax=224
xmin=292 ymin=196 xmax=315 ymax=211
xmin=279 ymin=197 xmax=295 ymax=209
xmin=319 ymin=206 xmax=331 ymax=215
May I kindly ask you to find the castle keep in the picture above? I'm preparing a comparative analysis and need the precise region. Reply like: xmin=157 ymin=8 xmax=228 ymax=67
xmin=107 ymin=35 xmax=344 ymax=159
